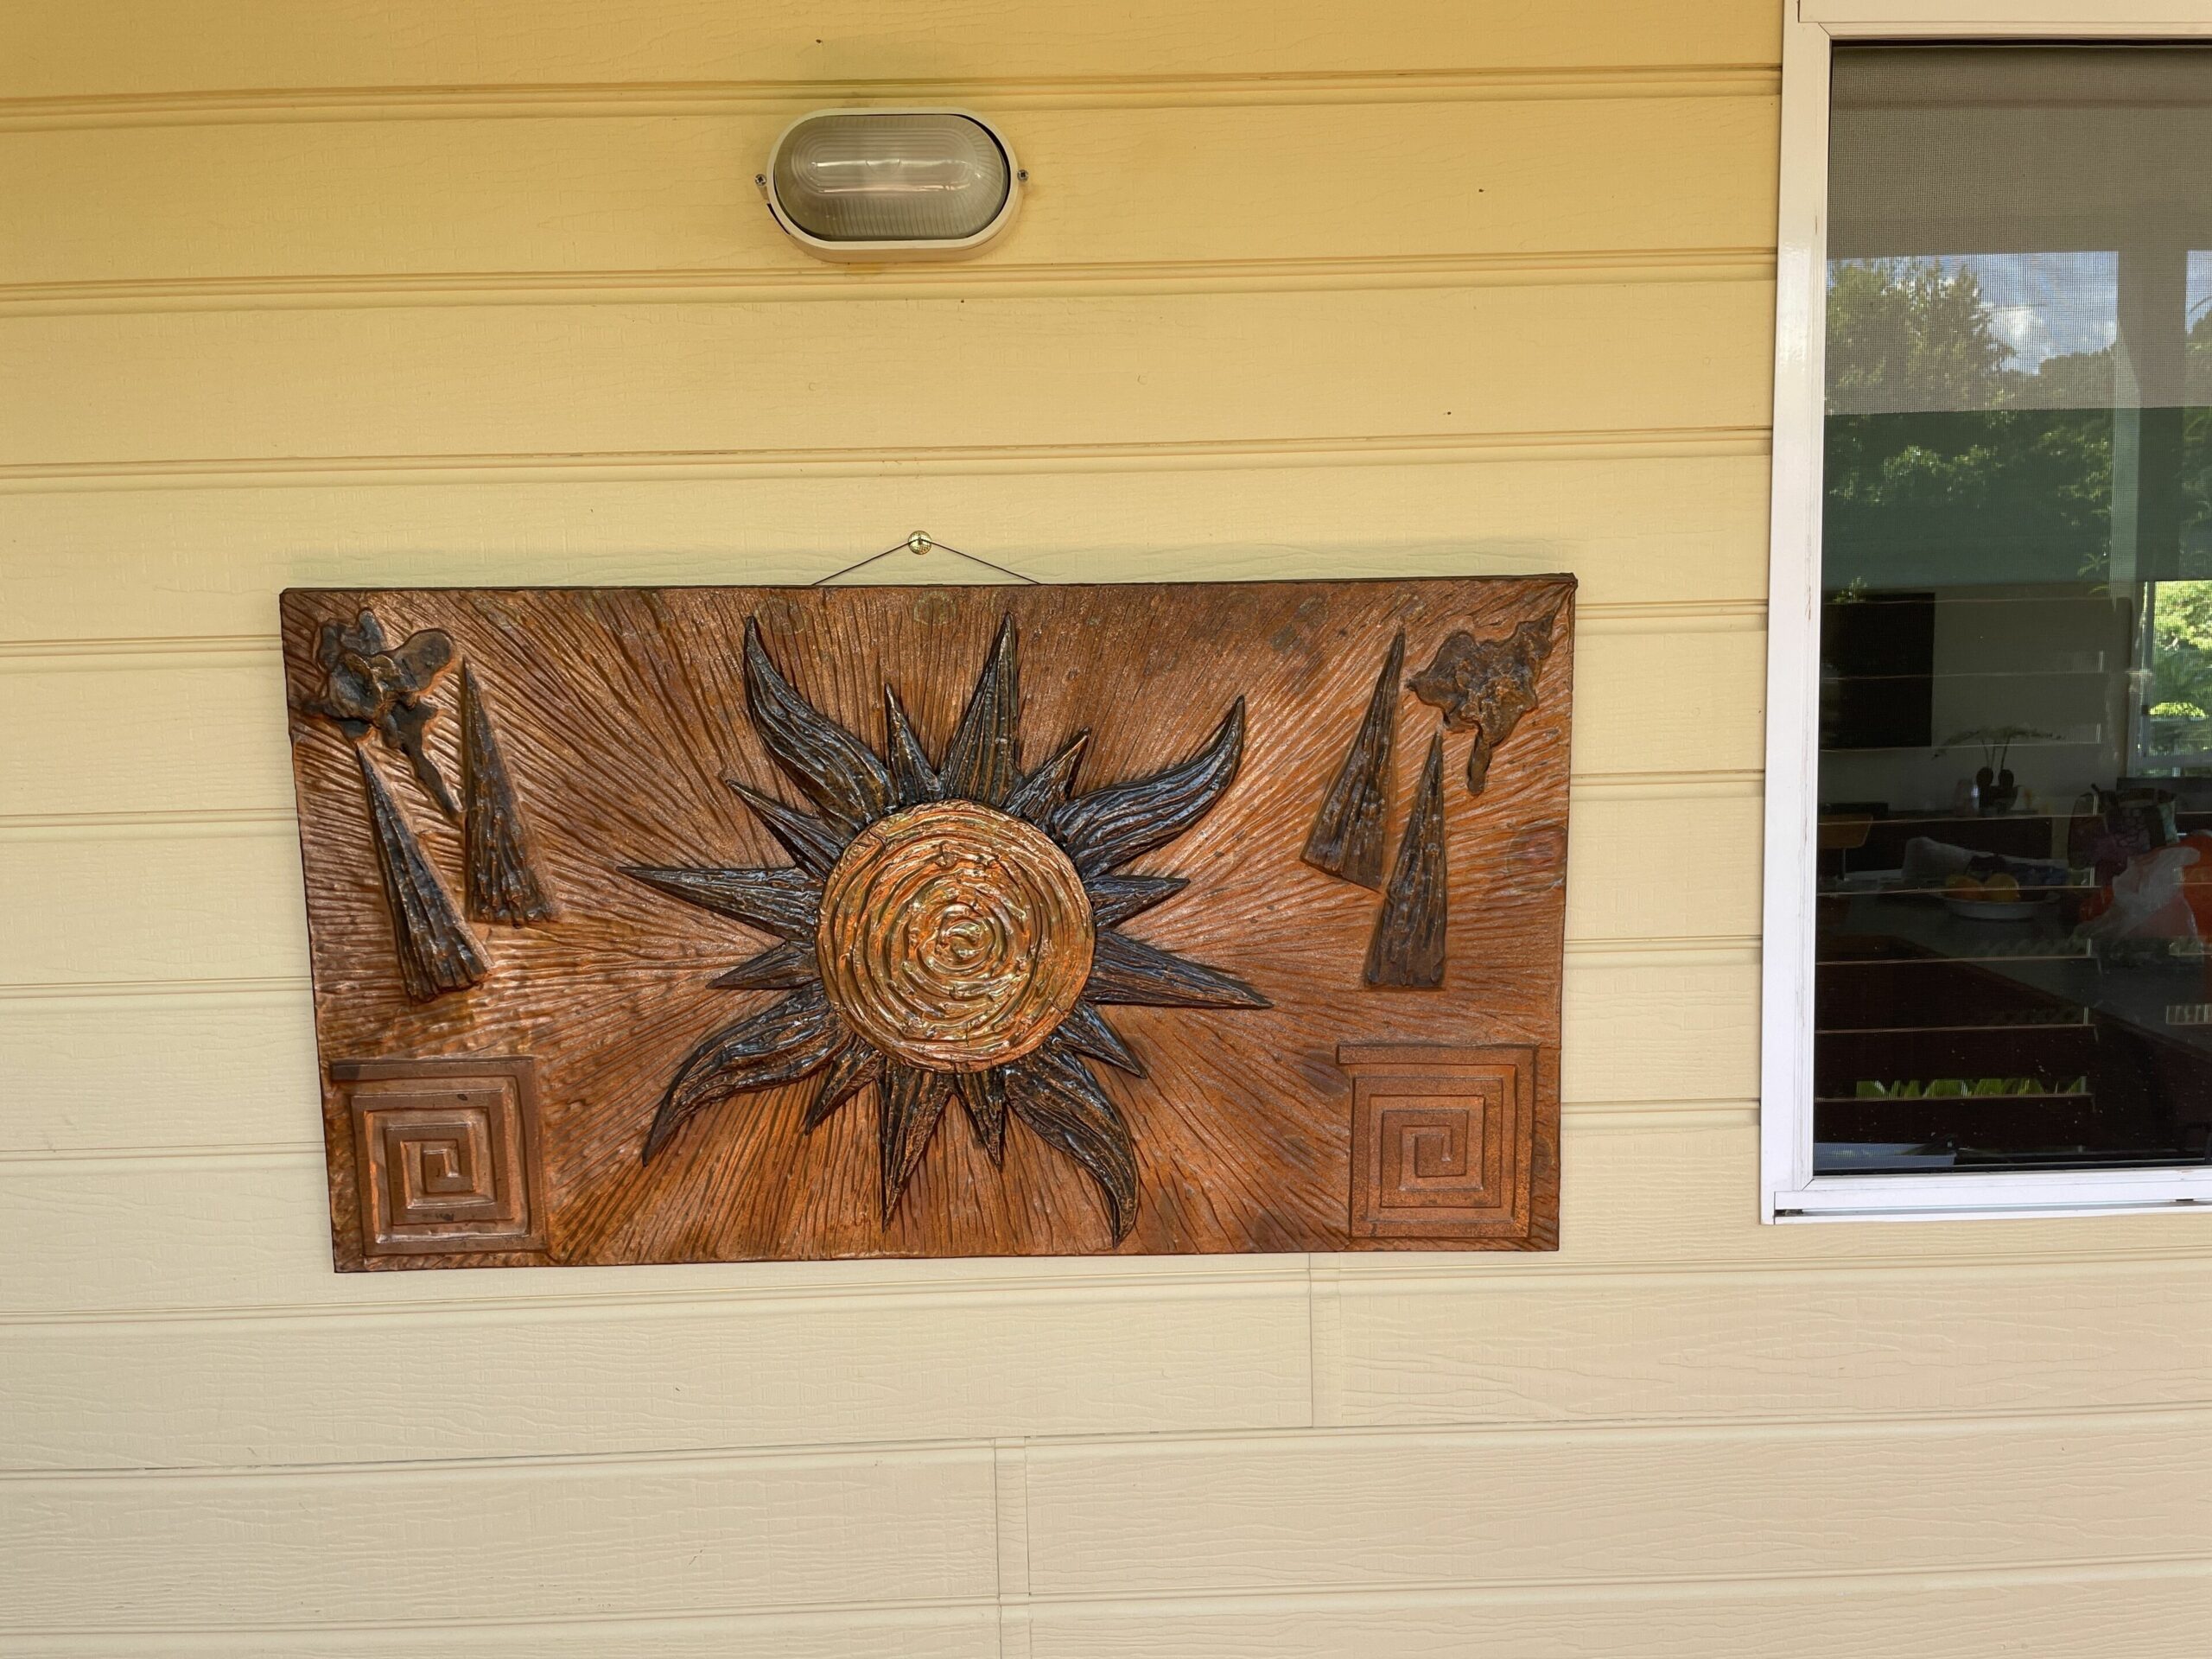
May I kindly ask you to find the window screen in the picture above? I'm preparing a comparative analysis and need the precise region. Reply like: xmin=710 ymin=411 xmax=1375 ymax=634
xmin=1816 ymin=46 xmax=2212 ymax=1175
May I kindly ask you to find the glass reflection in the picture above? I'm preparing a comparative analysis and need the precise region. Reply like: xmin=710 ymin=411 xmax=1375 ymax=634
xmin=1815 ymin=47 xmax=2212 ymax=1174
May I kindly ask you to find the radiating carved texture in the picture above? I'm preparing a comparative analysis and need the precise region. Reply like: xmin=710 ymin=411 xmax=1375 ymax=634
xmin=1341 ymin=1042 xmax=1535 ymax=1241
xmin=1365 ymin=734 xmax=1447 ymax=988
xmin=335 ymin=1057 xmax=545 ymax=1256
xmin=1409 ymin=606 xmax=1561 ymax=794
xmin=356 ymin=747 xmax=488 ymax=1001
xmin=815 ymin=799 xmax=1097 ymax=1073
xmin=1304 ymin=629 xmax=1404 ymax=888
xmin=282 ymin=578 xmax=1573 ymax=1268
xmin=460 ymin=664 xmax=558 ymax=925
xmin=624 ymin=616 xmax=1262 ymax=1243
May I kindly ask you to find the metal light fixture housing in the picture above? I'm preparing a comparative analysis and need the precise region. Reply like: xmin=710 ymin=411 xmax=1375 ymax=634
xmin=761 ymin=108 xmax=1023 ymax=263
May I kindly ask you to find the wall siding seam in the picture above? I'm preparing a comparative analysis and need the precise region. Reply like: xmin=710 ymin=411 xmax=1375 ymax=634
xmin=0 ymin=1597 xmax=1005 ymax=1645
xmin=992 ymin=1439 xmax=1033 ymax=1658
xmin=0 ymin=607 xmax=1764 ymax=662
xmin=0 ymin=67 xmax=1784 ymax=134
xmin=0 ymin=1561 xmax=2203 ymax=1649
xmin=0 ymin=251 xmax=1778 ymax=320
xmin=1306 ymin=1255 xmax=1344 ymax=1428
xmin=0 ymin=976 xmax=306 ymax=1004
xmin=0 ymin=426 xmax=1776 ymax=492
xmin=0 ymin=1554 xmax=2203 ymax=1645
xmin=5 ymin=1402 xmax=2211 ymax=1487
xmin=952 ymin=1554 xmax=2212 ymax=1618
xmin=6 ymin=1247 xmax=2211 ymax=1335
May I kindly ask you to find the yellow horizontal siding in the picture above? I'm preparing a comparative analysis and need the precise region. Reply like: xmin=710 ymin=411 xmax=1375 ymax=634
xmin=0 ymin=452 xmax=1776 ymax=641
xmin=3 ymin=1415 xmax=2199 ymax=1638
xmin=1 ymin=1446 xmax=1002 ymax=1629
xmin=1018 ymin=1568 xmax=2212 ymax=1659
xmin=3 ymin=283 xmax=1774 ymax=471
xmin=0 ymin=99 xmax=1777 ymax=295
xmin=0 ymin=1 xmax=1779 ymax=102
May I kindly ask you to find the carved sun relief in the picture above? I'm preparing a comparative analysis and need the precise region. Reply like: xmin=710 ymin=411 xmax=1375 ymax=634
xmin=620 ymin=617 xmax=1268 ymax=1241
xmin=285 ymin=580 xmax=1574 ymax=1269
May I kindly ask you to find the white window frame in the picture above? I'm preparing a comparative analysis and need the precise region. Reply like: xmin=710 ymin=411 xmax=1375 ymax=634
xmin=1762 ymin=0 xmax=2212 ymax=1220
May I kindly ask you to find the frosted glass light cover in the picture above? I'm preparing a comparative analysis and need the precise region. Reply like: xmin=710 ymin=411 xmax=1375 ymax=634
xmin=770 ymin=112 xmax=1013 ymax=245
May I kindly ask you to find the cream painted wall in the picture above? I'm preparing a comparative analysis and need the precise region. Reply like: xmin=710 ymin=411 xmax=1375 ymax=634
xmin=2 ymin=3 xmax=2209 ymax=1655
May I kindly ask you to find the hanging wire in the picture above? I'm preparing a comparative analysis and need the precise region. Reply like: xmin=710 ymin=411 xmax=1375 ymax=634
xmin=810 ymin=531 xmax=1041 ymax=587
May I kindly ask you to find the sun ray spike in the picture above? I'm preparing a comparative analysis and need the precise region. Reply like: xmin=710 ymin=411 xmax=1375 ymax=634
xmin=1054 ymin=1003 xmax=1145 ymax=1077
xmin=882 ymin=686 xmax=942 ymax=807
xmin=707 ymin=938 xmax=818 ymax=990
xmin=1049 ymin=698 xmax=1245 ymax=877
xmin=741 ymin=618 xmax=895 ymax=832
xmin=878 ymin=1062 xmax=953 ymax=1224
xmin=1004 ymin=1047 xmax=1139 ymax=1243
xmin=643 ymin=989 xmax=845 ymax=1163
xmin=954 ymin=1068 xmax=1010 ymax=1164
xmin=721 ymin=776 xmax=847 ymax=875
xmin=938 ymin=615 xmax=1022 ymax=806
xmin=1006 ymin=729 xmax=1090 ymax=822
xmin=1083 ymin=873 xmax=1186 ymax=928
xmin=804 ymin=1043 xmax=882 ymax=1130
xmin=620 ymin=865 xmax=821 ymax=940
xmin=1084 ymin=928 xmax=1270 ymax=1009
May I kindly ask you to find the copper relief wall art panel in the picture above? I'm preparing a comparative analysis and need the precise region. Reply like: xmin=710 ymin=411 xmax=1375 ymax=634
xmin=282 ymin=580 xmax=1572 ymax=1268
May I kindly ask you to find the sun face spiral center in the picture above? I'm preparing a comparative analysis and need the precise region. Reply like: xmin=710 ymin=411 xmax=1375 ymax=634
xmin=815 ymin=800 xmax=1096 ymax=1073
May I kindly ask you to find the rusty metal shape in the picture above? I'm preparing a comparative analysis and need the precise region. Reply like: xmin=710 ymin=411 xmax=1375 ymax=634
xmin=1408 ymin=608 xmax=1559 ymax=795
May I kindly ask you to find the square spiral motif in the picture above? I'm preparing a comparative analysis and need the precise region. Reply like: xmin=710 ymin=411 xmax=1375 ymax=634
xmin=334 ymin=1057 xmax=545 ymax=1256
xmin=1342 ymin=1042 xmax=1536 ymax=1241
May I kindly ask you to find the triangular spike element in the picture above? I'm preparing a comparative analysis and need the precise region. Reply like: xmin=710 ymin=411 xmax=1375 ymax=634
xmin=805 ymin=1043 xmax=882 ymax=1130
xmin=1006 ymin=729 xmax=1089 ymax=822
xmin=357 ymin=746 xmax=488 ymax=1001
xmin=1083 ymin=873 xmax=1186 ymax=928
xmin=1302 ymin=631 xmax=1403 ymax=889
xmin=707 ymin=939 xmax=818 ymax=990
xmin=460 ymin=664 xmax=559 ymax=924
xmin=953 ymin=1068 xmax=1010 ymax=1165
xmin=1054 ymin=1003 xmax=1145 ymax=1077
xmin=1364 ymin=734 xmax=1449 ymax=988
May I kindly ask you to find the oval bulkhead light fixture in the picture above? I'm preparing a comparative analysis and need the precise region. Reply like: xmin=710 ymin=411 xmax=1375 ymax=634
xmin=762 ymin=109 xmax=1022 ymax=261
